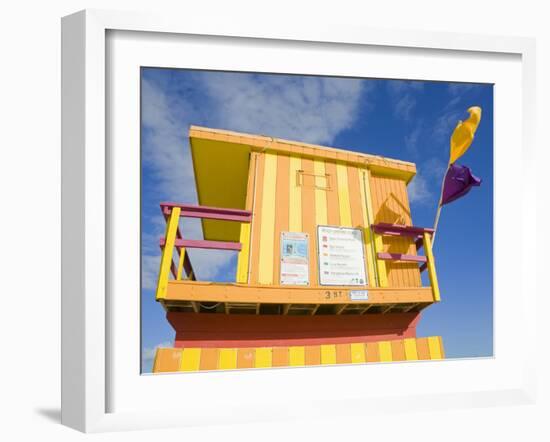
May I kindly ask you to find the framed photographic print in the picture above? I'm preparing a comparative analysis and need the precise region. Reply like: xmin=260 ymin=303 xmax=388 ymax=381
xmin=61 ymin=9 xmax=537 ymax=433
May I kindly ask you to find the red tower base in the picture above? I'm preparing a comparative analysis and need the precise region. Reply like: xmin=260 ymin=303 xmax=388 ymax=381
xmin=167 ymin=312 xmax=421 ymax=348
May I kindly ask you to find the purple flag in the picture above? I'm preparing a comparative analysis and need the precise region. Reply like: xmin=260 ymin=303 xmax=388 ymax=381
xmin=441 ymin=163 xmax=481 ymax=206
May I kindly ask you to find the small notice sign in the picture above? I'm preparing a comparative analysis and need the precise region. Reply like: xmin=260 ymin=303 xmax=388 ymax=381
xmin=317 ymin=226 xmax=367 ymax=286
xmin=280 ymin=232 xmax=309 ymax=285
xmin=349 ymin=290 xmax=369 ymax=301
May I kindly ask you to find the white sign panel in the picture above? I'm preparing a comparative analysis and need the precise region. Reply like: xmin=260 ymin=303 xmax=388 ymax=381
xmin=280 ymin=232 xmax=309 ymax=285
xmin=317 ymin=226 xmax=367 ymax=286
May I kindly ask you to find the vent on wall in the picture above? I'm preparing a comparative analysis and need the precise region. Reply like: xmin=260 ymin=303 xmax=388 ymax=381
xmin=296 ymin=170 xmax=332 ymax=190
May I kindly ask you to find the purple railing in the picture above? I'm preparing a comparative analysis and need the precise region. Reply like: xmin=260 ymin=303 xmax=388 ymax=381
xmin=159 ymin=202 xmax=252 ymax=281
xmin=371 ymin=223 xmax=435 ymax=273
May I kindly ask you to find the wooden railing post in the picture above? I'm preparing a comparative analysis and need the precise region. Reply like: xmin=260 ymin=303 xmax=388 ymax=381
xmin=236 ymin=222 xmax=251 ymax=283
xmin=422 ymin=232 xmax=440 ymax=301
xmin=156 ymin=207 xmax=181 ymax=300
xmin=176 ymin=247 xmax=186 ymax=280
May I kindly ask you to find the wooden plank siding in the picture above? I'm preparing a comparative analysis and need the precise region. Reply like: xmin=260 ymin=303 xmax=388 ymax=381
xmin=368 ymin=173 xmax=421 ymax=288
xmin=153 ymin=336 xmax=445 ymax=373
xmin=246 ymin=151 xmax=419 ymax=289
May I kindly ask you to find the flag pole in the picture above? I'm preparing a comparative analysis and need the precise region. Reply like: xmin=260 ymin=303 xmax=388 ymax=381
xmin=431 ymin=164 xmax=449 ymax=246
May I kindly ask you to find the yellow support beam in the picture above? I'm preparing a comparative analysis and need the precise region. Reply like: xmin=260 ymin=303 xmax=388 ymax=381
xmin=255 ymin=348 xmax=272 ymax=368
xmin=364 ymin=169 xmax=388 ymax=287
xmin=359 ymin=169 xmax=377 ymax=288
xmin=378 ymin=341 xmax=393 ymax=362
xmin=403 ymin=338 xmax=419 ymax=360
xmin=423 ymin=232 xmax=441 ymax=301
xmin=236 ymin=223 xmax=251 ymax=283
xmin=289 ymin=346 xmax=305 ymax=366
xmin=219 ymin=349 xmax=237 ymax=370
xmin=180 ymin=348 xmax=201 ymax=372
xmin=313 ymin=159 xmax=328 ymax=225
xmin=350 ymin=343 xmax=366 ymax=363
xmin=288 ymin=155 xmax=302 ymax=232
xmin=176 ymin=247 xmax=186 ymax=280
xmin=428 ymin=336 xmax=443 ymax=359
xmin=320 ymin=345 xmax=337 ymax=365
xmin=336 ymin=162 xmax=352 ymax=227
xmin=156 ymin=207 xmax=181 ymax=300
xmin=258 ymin=152 xmax=277 ymax=284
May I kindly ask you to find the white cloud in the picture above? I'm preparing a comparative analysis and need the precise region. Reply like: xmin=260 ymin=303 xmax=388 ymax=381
xmin=424 ymin=157 xmax=448 ymax=182
xmin=394 ymin=94 xmax=416 ymax=121
xmin=141 ymin=79 xmax=197 ymax=202
xmin=387 ymin=80 xmax=423 ymax=122
xmin=448 ymin=83 xmax=477 ymax=96
xmin=199 ymin=73 xmax=365 ymax=145
xmin=404 ymin=124 xmax=422 ymax=155
xmin=408 ymin=174 xmax=432 ymax=204
xmin=432 ymin=109 xmax=462 ymax=143
xmin=387 ymin=80 xmax=424 ymax=95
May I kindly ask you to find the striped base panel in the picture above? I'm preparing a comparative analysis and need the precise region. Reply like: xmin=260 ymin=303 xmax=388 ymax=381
xmin=151 ymin=336 xmax=444 ymax=373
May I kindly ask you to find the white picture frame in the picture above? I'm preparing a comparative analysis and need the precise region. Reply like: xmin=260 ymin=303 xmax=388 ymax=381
xmin=61 ymin=9 xmax=538 ymax=433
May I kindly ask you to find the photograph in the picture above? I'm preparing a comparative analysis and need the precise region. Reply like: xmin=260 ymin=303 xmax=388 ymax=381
xmin=140 ymin=68 xmax=493 ymax=374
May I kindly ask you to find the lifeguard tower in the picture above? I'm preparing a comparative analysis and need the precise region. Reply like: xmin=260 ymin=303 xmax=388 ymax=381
xmin=152 ymin=126 xmax=444 ymax=372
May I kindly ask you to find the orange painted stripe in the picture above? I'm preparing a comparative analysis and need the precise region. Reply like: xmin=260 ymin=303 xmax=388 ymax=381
xmin=304 ymin=345 xmax=321 ymax=366
xmin=249 ymin=153 xmax=265 ymax=284
xmin=301 ymin=157 xmax=317 ymax=286
xmin=391 ymin=340 xmax=406 ymax=361
xmin=336 ymin=343 xmax=352 ymax=364
xmin=416 ymin=337 xmax=431 ymax=360
xmin=153 ymin=338 xmax=443 ymax=372
xmin=325 ymin=161 xmax=340 ymax=226
xmin=152 ymin=348 xmax=182 ymax=373
xmin=366 ymin=342 xmax=380 ymax=362
xmin=273 ymin=154 xmax=290 ymax=284
xmin=237 ymin=348 xmax=255 ymax=369
xmin=272 ymin=347 xmax=289 ymax=367
xmin=199 ymin=348 xmax=219 ymax=370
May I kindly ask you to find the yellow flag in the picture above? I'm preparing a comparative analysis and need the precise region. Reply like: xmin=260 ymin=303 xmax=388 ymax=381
xmin=449 ymin=106 xmax=482 ymax=164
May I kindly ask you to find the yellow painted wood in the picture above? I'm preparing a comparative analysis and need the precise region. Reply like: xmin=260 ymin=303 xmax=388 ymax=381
xmin=428 ymin=336 xmax=443 ymax=359
xmin=236 ymin=223 xmax=251 ymax=283
xmin=423 ymin=232 xmax=441 ymax=301
xmin=288 ymin=155 xmax=302 ymax=232
xmin=403 ymin=338 xmax=419 ymax=360
xmin=364 ymin=169 xmax=388 ymax=287
xmin=289 ymin=346 xmax=305 ymax=366
xmin=255 ymin=348 xmax=273 ymax=368
xmin=358 ymin=169 xmax=377 ymax=287
xmin=176 ymin=247 xmax=186 ymax=280
xmin=258 ymin=152 xmax=278 ymax=284
xmin=219 ymin=349 xmax=238 ymax=370
xmin=350 ymin=343 xmax=366 ymax=363
xmin=156 ymin=207 xmax=181 ymax=300
xmin=378 ymin=341 xmax=393 ymax=362
xmin=313 ymin=159 xmax=328 ymax=226
xmin=336 ymin=162 xmax=352 ymax=227
xmin=320 ymin=345 xmax=337 ymax=365
xmin=190 ymin=137 xmax=250 ymax=242
xmin=180 ymin=348 xmax=201 ymax=372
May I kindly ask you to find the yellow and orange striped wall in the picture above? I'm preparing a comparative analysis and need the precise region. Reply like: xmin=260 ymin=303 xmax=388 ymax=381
xmin=189 ymin=127 xmax=426 ymax=291
xmin=239 ymin=150 xmax=422 ymax=290
xmin=152 ymin=336 xmax=444 ymax=373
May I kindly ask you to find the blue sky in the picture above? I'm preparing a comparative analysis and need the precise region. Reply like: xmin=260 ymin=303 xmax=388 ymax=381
xmin=140 ymin=68 xmax=493 ymax=373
